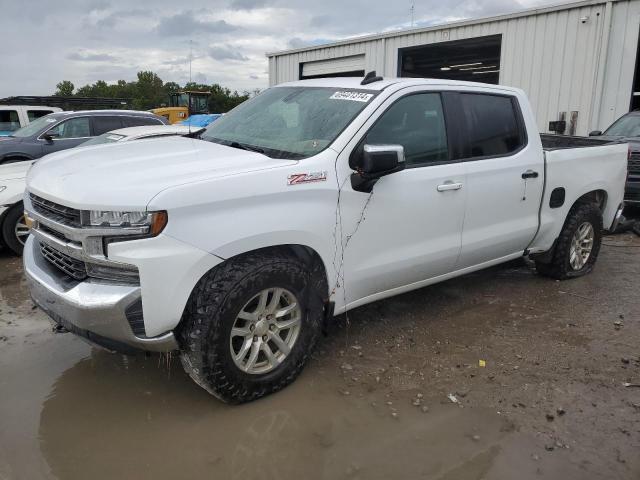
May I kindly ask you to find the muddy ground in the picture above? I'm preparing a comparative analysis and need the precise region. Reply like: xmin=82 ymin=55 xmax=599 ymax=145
xmin=1 ymin=231 xmax=639 ymax=480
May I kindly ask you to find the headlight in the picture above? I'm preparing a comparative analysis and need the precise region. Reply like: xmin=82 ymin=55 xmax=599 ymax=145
xmin=85 ymin=210 xmax=168 ymax=235
xmin=0 ymin=186 xmax=6 ymax=193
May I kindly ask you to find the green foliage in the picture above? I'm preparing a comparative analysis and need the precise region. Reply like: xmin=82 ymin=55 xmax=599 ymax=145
xmin=53 ymin=72 xmax=253 ymax=112
xmin=55 ymin=80 xmax=75 ymax=96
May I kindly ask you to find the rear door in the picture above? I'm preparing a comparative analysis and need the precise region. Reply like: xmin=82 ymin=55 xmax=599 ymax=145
xmin=338 ymin=88 xmax=467 ymax=305
xmin=91 ymin=116 xmax=125 ymax=136
xmin=454 ymin=91 xmax=544 ymax=268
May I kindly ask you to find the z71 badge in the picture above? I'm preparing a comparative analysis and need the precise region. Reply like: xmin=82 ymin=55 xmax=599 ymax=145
xmin=287 ymin=171 xmax=328 ymax=185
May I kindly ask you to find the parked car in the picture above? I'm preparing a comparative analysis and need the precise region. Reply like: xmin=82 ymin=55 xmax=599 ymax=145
xmin=0 ymin=105 xmax=62 ymax=136
xmin=0 ymin=110 xmax=169 ymax=165
xmin=590 ymin=111 xmax=640 ymax=205
xmin=80 ymin=125 xmax=195 ymax=146
xmin=0 ymin=124 xmax=194 ymax=255
xmin=23 ymin=76 xmax=627 ymax=403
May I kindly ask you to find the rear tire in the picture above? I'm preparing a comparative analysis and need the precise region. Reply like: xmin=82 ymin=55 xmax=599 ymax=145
xmin=535 ymin=202 xmax=602 ymax=280
xmin=1 ymin=203 xmax=28 ymax=256
xmin=177 ymin=250 xmax=324 ymax=403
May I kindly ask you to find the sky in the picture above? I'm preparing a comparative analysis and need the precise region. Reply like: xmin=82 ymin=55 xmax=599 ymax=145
xmin=1 ymin=0 xmax=566 ymax=97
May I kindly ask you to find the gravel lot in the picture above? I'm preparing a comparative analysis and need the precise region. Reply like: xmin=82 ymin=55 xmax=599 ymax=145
xmin=0 ymin=229 xmax=639 ymax=480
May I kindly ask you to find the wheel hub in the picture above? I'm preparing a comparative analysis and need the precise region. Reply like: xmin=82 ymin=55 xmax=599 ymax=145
xmin=569 ymin=221 xmax=594 ymax=270
xmin=230 ymin=287 xmax=302 ymax=375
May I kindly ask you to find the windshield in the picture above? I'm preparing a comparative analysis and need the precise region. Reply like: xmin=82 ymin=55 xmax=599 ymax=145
xmin=81 ymin=133 xmax=126 ymax=146
xmin=201 ymin=87 xmax=376 ymax=159
xmin=12 ymin=115 xmax=60 ymax=138
xmin=604 ymin=114 xmax=640 ymax=137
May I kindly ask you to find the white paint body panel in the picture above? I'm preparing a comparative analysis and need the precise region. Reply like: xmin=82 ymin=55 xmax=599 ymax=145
xmin=23 ymin=78 xmax=628 ymax=339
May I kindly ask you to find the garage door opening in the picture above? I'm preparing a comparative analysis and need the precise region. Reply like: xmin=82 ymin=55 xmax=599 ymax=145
xmin=300 ymin=55 xmax=365 ymax=80
xmin=399 ymin=35 xmax=502 ymax=84
xmin=631 ymin=26 xmax=640 ymax=111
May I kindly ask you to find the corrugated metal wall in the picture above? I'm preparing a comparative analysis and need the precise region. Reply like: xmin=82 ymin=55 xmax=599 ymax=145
xmin=268 ymin=0 xmax=640 ymax=135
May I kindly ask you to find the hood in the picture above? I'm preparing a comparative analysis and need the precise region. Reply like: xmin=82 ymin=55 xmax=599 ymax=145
xmin=0 ymin=136 xmax=23 ymax=147
xmin=27 ymin=137 xmax=296 ymax=210
xmin=0 ymin=160 xmax=34 ymax=180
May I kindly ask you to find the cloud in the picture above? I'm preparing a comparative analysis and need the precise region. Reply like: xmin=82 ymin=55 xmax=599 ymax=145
xmin=67 ymin=51 xmax=119 ymax=62
xmin=156 ymin=11 xmax=237 ymax=36
xmin=0 ymin=0 xmax=565 ymax=98
xmin=229 ymin=0 xmax=267 ymax=10
xmin=286 ymin=37 xmax=332 ymax=49
xmin=209 ymin=45 xmax=249 ymax=61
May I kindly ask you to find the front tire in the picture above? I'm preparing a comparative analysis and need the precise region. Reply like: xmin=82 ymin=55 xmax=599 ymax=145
xmin=535 ymin=202 xmax=602 ymax=280
xmin=177 ymin=250 xmax=324 ymax=403
xmin=1 ymin=203 xmax=29 ymax=256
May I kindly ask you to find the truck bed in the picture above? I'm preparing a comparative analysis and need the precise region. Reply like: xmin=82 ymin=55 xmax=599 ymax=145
xmin=540 ymin=134 xmax=619 ymax=150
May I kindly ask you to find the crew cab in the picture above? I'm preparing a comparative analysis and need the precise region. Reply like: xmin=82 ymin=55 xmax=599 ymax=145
xmin=23 ymin=76 xmax=627 ymax=403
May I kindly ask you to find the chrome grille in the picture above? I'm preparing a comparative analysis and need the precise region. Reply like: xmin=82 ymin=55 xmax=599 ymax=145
xmin=629 ymin=153 xmax=640 ymax=175
xmin=40 ymin=243 xmax=88 ymax=281
xmin=30 ymin=193 xmax=82 ymax=227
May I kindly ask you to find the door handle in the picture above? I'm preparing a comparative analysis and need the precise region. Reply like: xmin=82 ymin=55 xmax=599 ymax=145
xmin=522 ymin=170 xmax=539 ymax=179
xmin=437 ymin=182 xmax=463 ymax=192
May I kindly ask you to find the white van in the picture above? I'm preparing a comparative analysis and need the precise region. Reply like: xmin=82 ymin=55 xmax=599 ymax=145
xmin=0 ymin=105 xmax=63 ymax=136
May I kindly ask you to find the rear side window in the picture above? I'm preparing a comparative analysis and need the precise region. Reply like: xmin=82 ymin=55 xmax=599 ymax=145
xmin=123 ymin=116 xmax=163 ymax=127
xmin=92 ymin=116 xmax=124 ymax=136
xmin=27 ymin=110 xmax=54 ymax=122
xmin=0 ymin=110 xmax=20 ymax=133
xmin=459 ymin=94 xmax=525 ymax=158
xmin=365 ymin=93 xmax=449 ymax=166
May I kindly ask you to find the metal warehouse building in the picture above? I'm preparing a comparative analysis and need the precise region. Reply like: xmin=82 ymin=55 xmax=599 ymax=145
xmin=267 ymin=0 xmax=640 ymax=136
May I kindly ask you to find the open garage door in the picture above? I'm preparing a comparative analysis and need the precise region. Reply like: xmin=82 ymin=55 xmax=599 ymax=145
xmin=300 ymin=55 xmax=365 ymax=80
xmin=399 ymin=35 xmax=502 ymax=84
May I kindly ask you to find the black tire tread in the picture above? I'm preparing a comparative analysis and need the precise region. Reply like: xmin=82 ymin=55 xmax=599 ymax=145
xmin=177 ymin=250 xmax=324 ymax=403
xmin=1 ymin=202 xmax=25 ymax=256
xmin=535 ymin=202 xmax=603 ymax=280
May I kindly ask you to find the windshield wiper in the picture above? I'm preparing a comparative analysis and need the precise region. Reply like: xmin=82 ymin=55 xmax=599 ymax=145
xmin=229 ymin=141 xmax=265 ymax=154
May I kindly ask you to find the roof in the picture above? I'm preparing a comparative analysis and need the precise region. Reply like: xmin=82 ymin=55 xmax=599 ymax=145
xmin=55 ymin=109 xmax=159 ymax=116
xmin=275 ymin=76 xmax=523 ymax=94
xmin=267 ymin=0 xmax=617 ymax=57
xmin=107 ymin=125 xmax=193 ymax=138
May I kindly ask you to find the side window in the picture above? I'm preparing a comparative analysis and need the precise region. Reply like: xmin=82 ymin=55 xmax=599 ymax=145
xmin=459 ymin=94 xmax=524 ymax=158
xmin=46 ymin=117 xmax=91 ymax=139
xmin=123 ymin=116 xmax=163 ymax=127
xmin=0 ymin=110 xmax=20 ymax=133
xmin=92 ymin=116 xmax=124 ymax=136
xmin=27 ymin=110 xmax=54 ymax=122
xmin=365 ymin=93 xmax=448 ymax=166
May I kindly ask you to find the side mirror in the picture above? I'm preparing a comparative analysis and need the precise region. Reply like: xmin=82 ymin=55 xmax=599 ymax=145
xmin=351 ymin=144 xmax=406 ymax=193
xmin=42 ymin=132 xmax=58 ymax=143
xmin=589 ymin=130 xmax=602 ymax=137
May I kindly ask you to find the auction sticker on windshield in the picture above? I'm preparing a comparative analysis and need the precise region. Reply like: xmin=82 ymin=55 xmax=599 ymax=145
xmin=330 ymin=91 xmax=374 ymax=102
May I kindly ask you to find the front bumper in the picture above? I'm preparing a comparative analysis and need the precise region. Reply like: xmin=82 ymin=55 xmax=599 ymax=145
xmin=23 ymin=235 xmax=178 ymax=353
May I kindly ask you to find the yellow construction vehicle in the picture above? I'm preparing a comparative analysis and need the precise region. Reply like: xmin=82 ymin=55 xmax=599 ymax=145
xmin=151 ymin=91 xmax=210 ymax=124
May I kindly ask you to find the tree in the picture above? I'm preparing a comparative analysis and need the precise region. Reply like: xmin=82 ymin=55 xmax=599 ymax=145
xmin=52 ymin=71 xmax=252 ymax=112
xmin=55 ymin=80 xmax=74 ymax=96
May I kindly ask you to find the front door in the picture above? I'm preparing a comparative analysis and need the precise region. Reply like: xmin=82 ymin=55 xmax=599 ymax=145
xmin=41 ymin=117 xmax=92 ymax=155
xmin=337 ymin=90 xmax=467 ymax=307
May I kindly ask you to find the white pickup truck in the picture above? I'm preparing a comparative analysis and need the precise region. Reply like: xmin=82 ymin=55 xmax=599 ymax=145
xmin=23 ymin=75 xmax=627 ymax=403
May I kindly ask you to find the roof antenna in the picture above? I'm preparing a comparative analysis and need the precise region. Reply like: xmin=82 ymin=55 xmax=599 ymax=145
xmin=361 ymin=71 xmax=383 ymax=85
